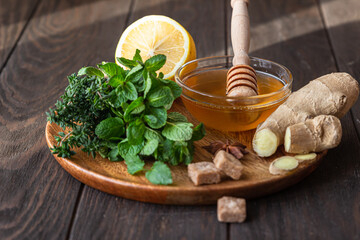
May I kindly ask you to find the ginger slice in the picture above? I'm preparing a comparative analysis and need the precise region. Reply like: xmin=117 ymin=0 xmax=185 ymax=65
xmin=294 ymin=153 xmax=317 ymax=162
xmin=252 ymin=128 xmax=278 ymax=157
xmin=269 ymin=156 xmax=298 ymax=175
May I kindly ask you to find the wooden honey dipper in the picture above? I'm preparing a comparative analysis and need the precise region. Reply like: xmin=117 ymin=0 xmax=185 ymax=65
xmin=227 ymin=0 xmax=258 ymax=97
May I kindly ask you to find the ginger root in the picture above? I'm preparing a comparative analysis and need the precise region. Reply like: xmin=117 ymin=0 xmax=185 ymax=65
xmin=269 ymin=156 xmax=298 ymax=175
xmin=253 ymin=73 xmax=359 ymax=157
xmin=294 ymin=153 xmax=317 ymax=162
xmin=284 ymin=115 xmax=342 ymax=153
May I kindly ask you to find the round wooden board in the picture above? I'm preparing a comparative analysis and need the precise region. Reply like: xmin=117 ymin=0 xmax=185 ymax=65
xmin=45 ymin=100 xmax=326 ymax=205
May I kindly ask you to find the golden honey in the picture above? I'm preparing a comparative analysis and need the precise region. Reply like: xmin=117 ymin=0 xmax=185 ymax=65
xmin=181 ymin=69 xmax=288 ymax=131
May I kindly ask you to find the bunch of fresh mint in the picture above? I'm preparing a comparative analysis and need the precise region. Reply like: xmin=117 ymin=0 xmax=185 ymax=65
xmin=47 ymin=50 xmax=205 ymax=185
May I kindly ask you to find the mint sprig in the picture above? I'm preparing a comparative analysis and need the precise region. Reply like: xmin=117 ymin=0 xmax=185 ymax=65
xmin=146 ymin=161 xmax=173 ymax=185
xmin=47 ymin=50 xmax=205 ymax=185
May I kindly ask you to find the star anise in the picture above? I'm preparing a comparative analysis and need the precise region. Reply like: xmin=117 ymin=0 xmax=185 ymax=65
xmin=202 ymin=140 xmax=249 ymax=159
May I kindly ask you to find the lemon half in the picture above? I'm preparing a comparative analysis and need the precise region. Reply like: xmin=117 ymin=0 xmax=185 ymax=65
xmin=115 ymin=15 xmax=196 ymax=80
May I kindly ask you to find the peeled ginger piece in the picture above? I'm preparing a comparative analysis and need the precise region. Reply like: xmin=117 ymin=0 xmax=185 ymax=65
xmin=269 ymin=156 xmax=298 ymax=175
xmin=294 ymin=153 xmax=317 ymax=163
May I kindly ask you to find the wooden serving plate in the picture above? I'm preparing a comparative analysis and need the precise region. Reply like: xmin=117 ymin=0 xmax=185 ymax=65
xmin=45 ymin=100 xmax=326 ymax=205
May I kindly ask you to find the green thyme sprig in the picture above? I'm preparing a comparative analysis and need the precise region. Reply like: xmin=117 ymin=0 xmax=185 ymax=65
xmin=46 ymin=50 xmax=205 ymax=185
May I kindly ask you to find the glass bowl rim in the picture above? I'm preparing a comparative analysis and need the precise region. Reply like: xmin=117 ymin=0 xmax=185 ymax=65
xmin=175 ymin=55 xmax=293 ymax=103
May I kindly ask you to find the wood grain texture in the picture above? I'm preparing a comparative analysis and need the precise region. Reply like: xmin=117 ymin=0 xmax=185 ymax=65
xmin=69 ymin=188 xmax=225 ymax=240
xmin=316 ymin=2 xmax=360 ymax=237
xmin=46 ymin=108 xmax=326 ymax=204
xmin=0 ymin=0 xmax=130 ymax=239
xmin=69 ymin=0 xmax=228 ymax=239
xmin=227 ymin=0 xmax=360 ymax=239
xmin=0 ymin=0 xmax=39 ymax=68
xmin=319 ymin=0 xmax=360 ymax=139
xmin=1 ymin=0 xmax=360 ymax=239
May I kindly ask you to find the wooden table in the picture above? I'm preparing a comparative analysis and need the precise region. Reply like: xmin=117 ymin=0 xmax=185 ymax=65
xmin=1 ymin=0 xmax=359 ymax=239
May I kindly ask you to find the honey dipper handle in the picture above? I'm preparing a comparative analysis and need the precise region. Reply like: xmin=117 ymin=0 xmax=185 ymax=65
xmin=231 ymin=0 xmax=250 ymax=66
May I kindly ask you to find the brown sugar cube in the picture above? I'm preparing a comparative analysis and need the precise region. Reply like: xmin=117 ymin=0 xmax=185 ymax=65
xmin=213 ymin=150 xmax=244 ymax=180
xmin=217 ymin=196 xmax=246 ymax=223
xmin=188 ymin=162 xmax=221 ymax=186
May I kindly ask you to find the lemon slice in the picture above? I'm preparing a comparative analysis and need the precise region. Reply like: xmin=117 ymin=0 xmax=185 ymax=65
xmin=115 ymin=15 xmax=196 ymax=79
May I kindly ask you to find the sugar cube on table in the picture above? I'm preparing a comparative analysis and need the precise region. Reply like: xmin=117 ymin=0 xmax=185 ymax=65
xmin=217 ymin=196 xmax=246 ymax=223
xmin=188 ymin=162 xmax=221 ymax=186
xmin=213 ymin=150 xmax=243 ymax=180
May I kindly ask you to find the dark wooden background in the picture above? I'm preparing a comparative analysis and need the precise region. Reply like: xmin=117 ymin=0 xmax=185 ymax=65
xmin=1 ymin=0 xmax=359 ymax=239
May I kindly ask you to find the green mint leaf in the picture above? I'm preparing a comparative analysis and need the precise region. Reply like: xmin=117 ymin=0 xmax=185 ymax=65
xmin=123 ymin=82 xmax=138 ymax=100
xmin=124 ymin=97 xmax=144 ymax=122
xmin=116 ymin=57 xmax=137 ymax=69
xmin=111 ymin=107 xmax=123 ymax=118
xmin=125 ymin=64 xmax=143 ymax=83
xmin=140 ymin=139 xmax=159 ymax=156
xmin=108 ymin=148 xmax=122 ymax=161
xmin=147 ymin=86 xmax=174 ymax=107
xmin=127 ymin=119 xmax=145 ymax=145
xmin=145 ymin=54 xmax=166 ymax=72
xmin=107 ymin=90 xmax=126 ymax=108
xmin=144 ymin=71 xmax=152 ymax=98
xmin=132 ymin=104 xmax=146 ymax=114
xmin=185 ymin=143 xmax=194 ymax=165
xmin=164 ymin=102 xmax=173 ymax=111
xmin=143 ymin=106 xmax=167 ymax=129
xmin=108 ymin=75 xmax=125 ymax=87
xmin=78 ymin=67 xmax=104 ymax=78
xmin=191 ymin=123 xmax=206 ymax=141
xmin=167 ymin=112 xmax=188 ymax=122
xmin=145 ymin=161 xmax=173 ymax=185
xmin=124 ymin=155 xmax=144 ymax=174
xmin=161 ymin=139 xmax=174 ymax=159
xmin=161 ymin=141 xmax=191 ymax=166
xmin=149 ymin=72 xmax=161 ymax=90
xmin=163 ymin=103 xmax=173 ymax=111
xmin=118 ymin=140 xmax=143 ymax=158
xmin=98 ymin=62 xmax=125 ymax=78
xmin=171 ymin=141 xmax=186 ymax=165
xmin=182 ymin=145 xmax=192 ymax=165
xmin=133 ymin=49 xmax=143 ymax=63
xmin=121 ymin=102 xmax=129 ymax=112
xmin=162 ymin=122 xmax=193 ymax=141
xmin=95 ymin=117 xmax=125 ymax=140
xmin=134 ymin=79 xmax=146 ymax=92
xmin=177 ymin=142 xmax=190 ymax=165
xmin=161 ymin=79 xmax=182 ymax=99
xmin=103 ymin=141 xmax=118 ymax=149
xmin=144 ymin=127 xmax=164 ymax=142
xmin=156 ymin=139 xmax=181 ymax=164
xmin=158 ymin=72 xmax=164 ymax=79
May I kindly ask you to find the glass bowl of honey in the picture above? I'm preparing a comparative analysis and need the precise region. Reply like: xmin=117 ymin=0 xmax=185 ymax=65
xmin=175 ymin=56 xmax=293 ymax=132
